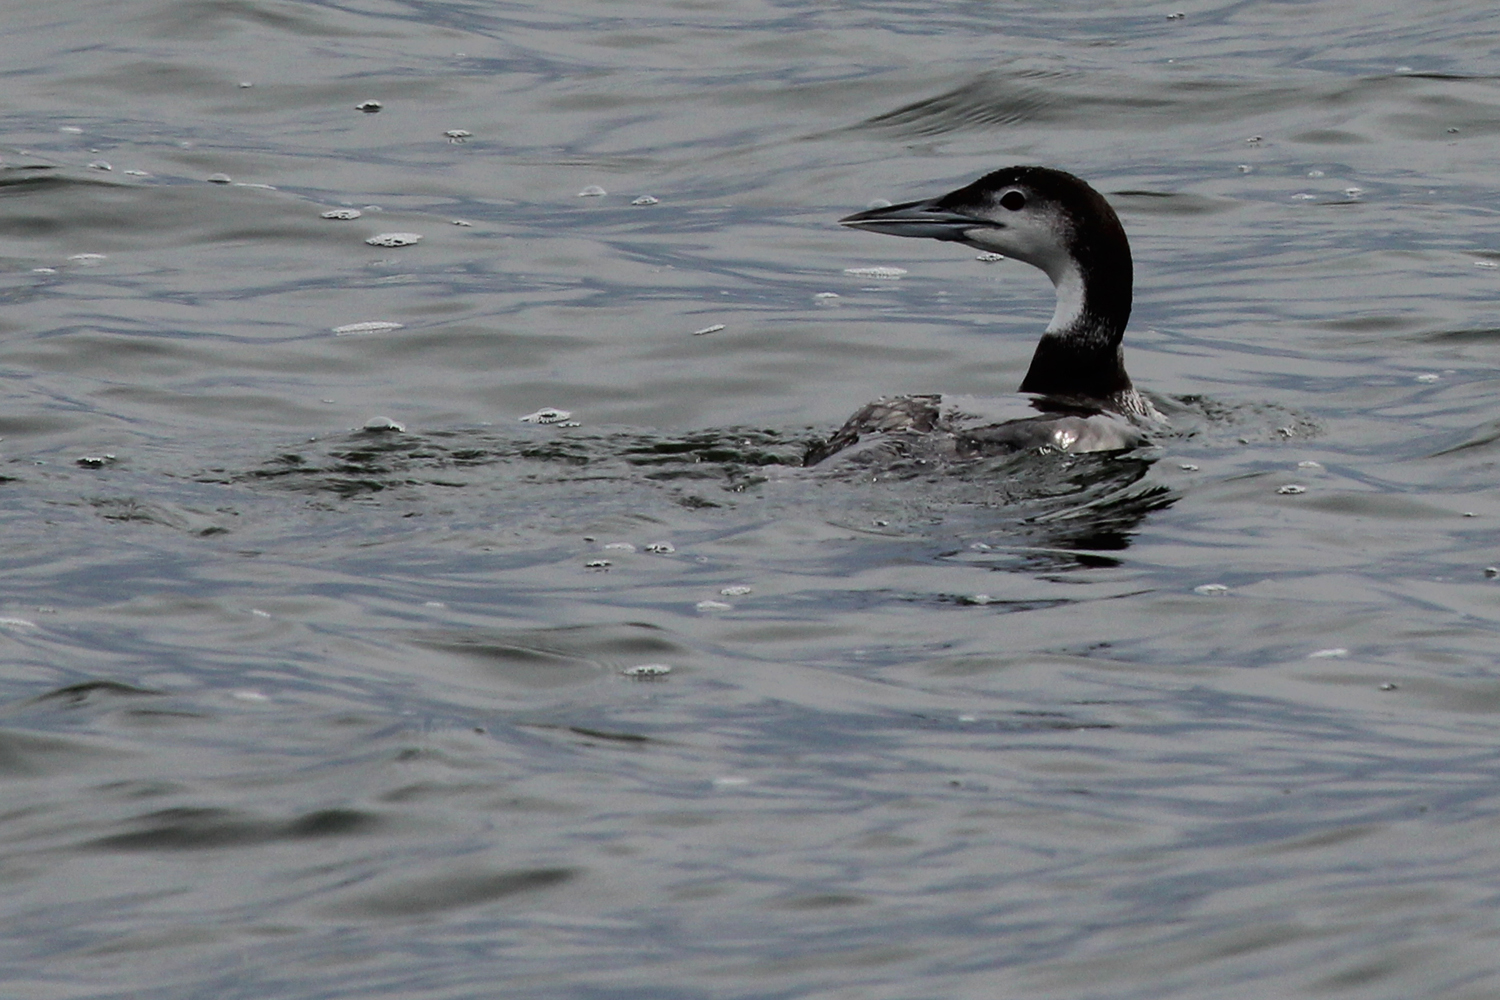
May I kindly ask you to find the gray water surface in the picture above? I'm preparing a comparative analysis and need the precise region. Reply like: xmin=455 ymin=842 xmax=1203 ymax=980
xmin=5 ymin=1 xmax=1500 ymax=997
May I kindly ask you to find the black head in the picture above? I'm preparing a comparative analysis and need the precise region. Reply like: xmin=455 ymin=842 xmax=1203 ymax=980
xmin=841 ymin=166 xmax=1137 ymax=400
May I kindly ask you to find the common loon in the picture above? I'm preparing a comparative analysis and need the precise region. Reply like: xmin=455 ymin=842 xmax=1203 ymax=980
xmin=804 ymin=166 xmax=1160 ymax=467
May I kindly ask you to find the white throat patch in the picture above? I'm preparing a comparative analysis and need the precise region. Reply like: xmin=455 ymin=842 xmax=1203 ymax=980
xmin=1045 ymin=261 xmax=1086 ymax=333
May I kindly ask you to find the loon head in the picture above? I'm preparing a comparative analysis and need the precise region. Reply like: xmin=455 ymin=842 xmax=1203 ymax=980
xmin=840 ymin=166 xmax=1135 ymax=400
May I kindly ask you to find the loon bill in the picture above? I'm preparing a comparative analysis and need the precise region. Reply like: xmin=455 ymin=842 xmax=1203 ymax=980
xmin=805 ymin=165 xmax=1160 ymax=468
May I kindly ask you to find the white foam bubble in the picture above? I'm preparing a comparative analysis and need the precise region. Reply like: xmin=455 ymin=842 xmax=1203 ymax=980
xmin=365 ymin=233 xmax=422 ymax=247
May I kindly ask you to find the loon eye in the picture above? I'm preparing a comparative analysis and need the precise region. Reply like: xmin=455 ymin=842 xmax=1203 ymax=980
xmin=999 ymin=190 xmax=1026 ymax=211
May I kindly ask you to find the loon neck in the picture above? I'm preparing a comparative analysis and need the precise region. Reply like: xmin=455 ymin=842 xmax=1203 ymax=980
xmin=1018 ymin=239 xmax=1133 ymax=400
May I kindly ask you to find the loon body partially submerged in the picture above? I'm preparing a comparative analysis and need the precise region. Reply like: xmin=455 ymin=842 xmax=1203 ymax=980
xmin=805 ymin=166 xmax=1159 ymax=467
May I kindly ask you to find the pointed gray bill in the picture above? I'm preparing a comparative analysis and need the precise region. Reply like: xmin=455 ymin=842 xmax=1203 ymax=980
xmin=838 ymin=197 xmax=991 ymax=242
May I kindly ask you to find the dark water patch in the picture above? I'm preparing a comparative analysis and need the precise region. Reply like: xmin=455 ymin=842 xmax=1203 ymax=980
xmin=284 ymin=806 xmax=381 ymax=837
xmin=1318 ymin=314 xmax=1424 ymax=333
xmin=414 ymin=633 xmax=608 ymax=689
xmin=0 ymin=157 xmax=125 ymax=197
xmin=1288 ymin=127 xmax=1371 ymax=145
xmin=323 ymin=865 xmax=577 ymax=918
xmin=0 ymin=166 xmax=82 ymax=193
xmin=776 ymin=892 xmax=869 ymax=911
xmin=563 ymin=724 xmax=653 ymax=744
xmin=410 ymin=622 xmax=692 ymax=692
xmin=1411 ymin=326 xmax=1500 ymax=344
xmin=85 ymin=804 xmax=384 ymax=851
xmin=26 ymin=679 xmax=165 ymax=707
xmin=412 ymin=634 xmax=606 ymax=676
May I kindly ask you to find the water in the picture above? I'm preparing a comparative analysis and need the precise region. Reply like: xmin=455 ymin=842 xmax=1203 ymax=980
xmin=4 ymin=0 xmax=1500 ymax=996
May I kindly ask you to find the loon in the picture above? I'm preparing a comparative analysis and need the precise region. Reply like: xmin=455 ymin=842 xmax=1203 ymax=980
xmin=804 ymin=166 xmax=1160 ymax=467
